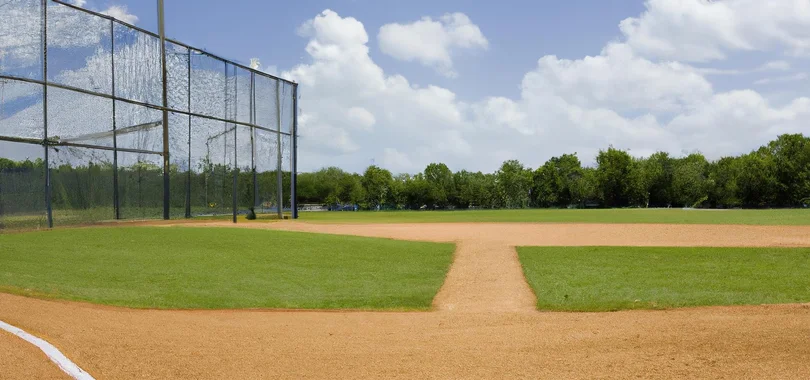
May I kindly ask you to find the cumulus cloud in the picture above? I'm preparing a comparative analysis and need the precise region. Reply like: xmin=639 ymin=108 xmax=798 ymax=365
xmin=378 ymin=13 xmax=488 ymax=77
xmin=283 ymin=10 xmax=476 ymax=171
xmin=278 ymin=8 xmax=810 ymax=173
xmin=71 ymin=0 xmax=87 ymax=7
xmin=697 ymin=60 xmax=793 ymax=76
xmin=754 ymin=73 xmax=809 ymax=85
xmin=101 ymin=5 xmax=138 ymax=24
xmin=620 ymin=0 xmax=810 ymax=62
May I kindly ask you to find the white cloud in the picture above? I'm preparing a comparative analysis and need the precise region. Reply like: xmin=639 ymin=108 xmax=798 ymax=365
xmin=71 ymin=0 xmax=87 ymax=7
xmin=283 ymin=10 xmax=476 ymax=172
xmin=382 ymin=148 xmax=413 ymax=173
xmin=754 ymin=73 xmax=809 ymax=85
xmin=761 ymin=60 xmax=791 ymax=71
xmin=620 ymin=0 xmax=810 ymax=62
xmin=697 ymin=60 xmax=792 ymax=76
xmin=521 ymin=43 xmax=713 ymax=113
xmin=101 ymin=5 xmax=138 ymax=24
xmin=378 ymin=13 xmax=488 ymax=77
xmin=279 ymin=8 xmax=810 ymax=173
xmin=346 ymin=107 xmax=376 ymax=131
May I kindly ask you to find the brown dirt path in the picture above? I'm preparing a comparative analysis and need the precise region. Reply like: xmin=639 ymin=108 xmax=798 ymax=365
xmin=432 ymin=240 xmax=535 ymax=313
xmin=2 ymin=222 xmax=810 ymax=379
xmin=0 ymin=329 xmax=69 ymax=379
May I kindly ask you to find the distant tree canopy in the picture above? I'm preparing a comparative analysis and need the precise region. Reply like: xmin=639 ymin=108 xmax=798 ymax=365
xmin=3 ymin=134 xmax=810 ymax=212
xmin=294 ymin=134 xmax=810 ymax=210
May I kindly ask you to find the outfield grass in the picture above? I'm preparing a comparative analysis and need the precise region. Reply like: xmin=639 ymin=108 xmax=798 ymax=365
xmin=517 ymin=246 xmax=810 ymax=312
xmin=300 ymin=208 xmax=810 ymax=225
xmin=0 ymin=227 xmax=454 ymax=310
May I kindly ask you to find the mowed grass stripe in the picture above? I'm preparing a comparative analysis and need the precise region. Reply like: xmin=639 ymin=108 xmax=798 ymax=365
xmin=0 ymin=227 xmax=454 ymax=310
xmin=300 ymin=208 xmax=810 ymax=225
xmin=517 ymin=246 xmax=810 ymax=312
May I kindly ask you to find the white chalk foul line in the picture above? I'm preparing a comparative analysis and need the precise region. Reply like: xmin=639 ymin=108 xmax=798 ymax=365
xmin=0 ymin=320 xmax=95 ymax=380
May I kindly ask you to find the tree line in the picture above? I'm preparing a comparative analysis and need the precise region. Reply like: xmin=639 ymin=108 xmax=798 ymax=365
xmin=0 ymin=157 xmax=291 ymax=219
xmin=297 ymin=134 xmax=810 ymax=210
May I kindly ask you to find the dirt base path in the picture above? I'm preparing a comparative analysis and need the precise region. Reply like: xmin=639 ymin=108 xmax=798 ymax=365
xmin=0 ymin=329 xmax=70 ymax=380
xmin=2 ymin=222 xmax=810 ymax=379
xmin=432 ymin=240 xmax=536 ymax=313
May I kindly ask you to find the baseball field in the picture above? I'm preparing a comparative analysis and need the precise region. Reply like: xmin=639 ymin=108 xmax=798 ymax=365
xmin=1 ymin=208 xmax=809 ymax=378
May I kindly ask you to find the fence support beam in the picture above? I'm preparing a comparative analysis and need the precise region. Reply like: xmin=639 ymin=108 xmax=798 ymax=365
xmin=42 ymin=0 xmax=53 ymax=228
xmin=250 ymin=73 xmax=258 ymax=212
xmin=111 ymin=19 xmax=120 ymax=220
xmin=158 ymin=0 xmax=170 ymax=220
xmin=231 ymin=66 xmax=237 ymax=224
xmin=275 ymin=81 xmax=283 ymax=219
xmin=185 ymin=50 xmax=192 ymax=218
xmin=291 ymin=84 xmax=298 ymax=219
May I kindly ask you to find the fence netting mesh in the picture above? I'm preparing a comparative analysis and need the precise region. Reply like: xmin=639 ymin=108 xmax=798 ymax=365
xmin=0 ymin=0 xmax=296 ymax=231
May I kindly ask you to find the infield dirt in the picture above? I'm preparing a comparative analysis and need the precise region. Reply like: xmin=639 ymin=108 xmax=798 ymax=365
xmin=2 ymin=222 xmax=810 ymax=379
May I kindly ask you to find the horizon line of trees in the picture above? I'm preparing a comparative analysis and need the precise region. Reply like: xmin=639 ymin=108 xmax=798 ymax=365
xmin=297 ymin=134 xmax=810 ymax=210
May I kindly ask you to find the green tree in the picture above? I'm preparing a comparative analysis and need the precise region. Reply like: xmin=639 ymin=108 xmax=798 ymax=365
xmin=707 ymin=157 xmax=741 ymax=208
xmin=595 ymin=147 xmax=634 ymax=207
xmin=424 ymin=163 xmax=454 ymax=209
xmin=496 ymin=160 xmax=532 ymax=209
xmin=361 ymin=165 xmax=393 ymax=210
xmin=671 ymin=153 xmax=709 ymax=207
xmin=532 ymin=154 xmax=583 ymax=208
xmin=388 ymin=173 xmax=409 ymax=209
xmin=768 ymin=134 xmax=810 ymax=206
xmin=737 ymin=148 xmax=778 ymax=207
xmin=403 ymin=173 xmax=429 ymax=209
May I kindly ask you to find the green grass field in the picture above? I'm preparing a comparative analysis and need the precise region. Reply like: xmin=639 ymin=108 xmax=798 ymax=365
xmin=518 ymin=246 xmax=810 ymax=312
xmin=299 ymin=208 xmax=810 ymax=225
xmin=0 ymin=227 xmax=454 ymax=310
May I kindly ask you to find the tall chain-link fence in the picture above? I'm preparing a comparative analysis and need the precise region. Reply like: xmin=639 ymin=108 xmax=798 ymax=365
xmin=0 ymin=0 xmax=298 ymax=230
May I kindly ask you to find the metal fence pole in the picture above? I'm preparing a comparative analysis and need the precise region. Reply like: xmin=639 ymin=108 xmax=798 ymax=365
xmin=158 ymin=0 xmax=170 ymax=220
xmin=232 ymin=127 xmax=238 ymax=224
xmin=185 ymin=49 xmax=192 ymax=218
xmin=42 ymin=0 xmax=53 ymax=228
xmin=111 ymin=19 xmax=120 ymax=220
xmin=275 ymin=80 xmax=282 ymax=219
xmin=250 ymin=73 xmax=258 ymax=211
xmin=231 ymin=65 xmax=237 ymax=224
xmin=291 ymin=83 xmax=298 ymax=219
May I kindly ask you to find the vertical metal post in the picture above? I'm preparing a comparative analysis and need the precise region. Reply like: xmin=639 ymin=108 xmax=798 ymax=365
xmin=231 ymin=65 xmax=237 ymax=224
xmin=291 ymin=83 xmax=298 ymax=219
xmin=111 ymin=19 xmax=120 ymax=220
xmin=275 ymin=80 xmax=282 ymax=219
xmin=42 ymin=0 xmax=52 ymax=228
xmin=185 ymin=49 xmax=192 ymax=218
xmin=250 ymin=73 xmax=258 ymax=211
xmin=158 ymin=0 xmax=170 ymax=220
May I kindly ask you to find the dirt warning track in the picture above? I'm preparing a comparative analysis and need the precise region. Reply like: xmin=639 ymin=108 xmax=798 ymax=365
xmin=2 ymin=222 xmax=810 ymax=379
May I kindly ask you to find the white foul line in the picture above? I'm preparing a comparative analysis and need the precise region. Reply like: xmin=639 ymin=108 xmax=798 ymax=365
xmin=0 ymin=320 xmax=95 ymax=380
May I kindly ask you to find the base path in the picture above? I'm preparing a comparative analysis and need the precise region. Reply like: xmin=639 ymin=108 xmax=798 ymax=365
xmin=2 ymin=222 xmax=810 ymax=379
xmin=432 ymin=240 xmax=536 ymax=313
xmin=0 ymin=329 xmax=70 ymax=380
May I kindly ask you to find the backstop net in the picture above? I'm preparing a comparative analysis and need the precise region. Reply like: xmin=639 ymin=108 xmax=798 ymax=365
xmin=0 ymin=0 xmax=298 ymax=230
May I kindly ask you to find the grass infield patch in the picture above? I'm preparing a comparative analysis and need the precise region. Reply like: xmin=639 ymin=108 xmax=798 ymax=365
xmin=300 ymin=208 xmax=810 ymax=225
xmin=517 ymin=246 xmax=810 ymax=312
xmin=0 ymin=227 xmax=454 ymax=311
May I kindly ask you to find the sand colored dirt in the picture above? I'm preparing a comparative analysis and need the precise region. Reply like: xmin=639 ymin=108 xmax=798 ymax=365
xmin=0 ymin=329 xmax=69 ymax=380
xmin=2 ymin=222 xmax=810 ymax=379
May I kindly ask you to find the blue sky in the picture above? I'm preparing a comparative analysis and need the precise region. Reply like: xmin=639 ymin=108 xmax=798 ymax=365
xmin=3 ymin=0 xmax=810 ymax=173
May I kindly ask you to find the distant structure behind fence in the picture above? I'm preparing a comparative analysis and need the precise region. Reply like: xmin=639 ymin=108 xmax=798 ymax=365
xmin=0 ymin=0 xmax=298 ymax=230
